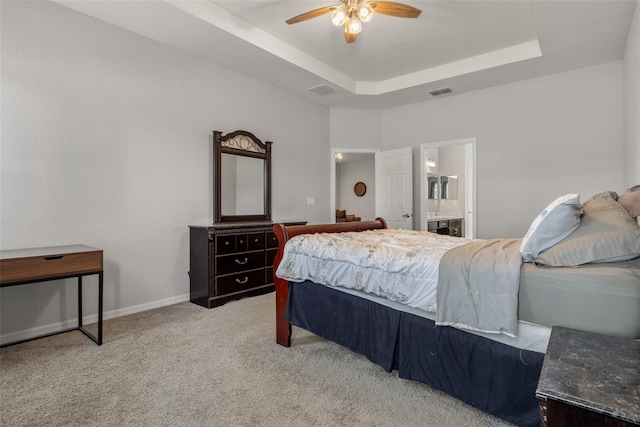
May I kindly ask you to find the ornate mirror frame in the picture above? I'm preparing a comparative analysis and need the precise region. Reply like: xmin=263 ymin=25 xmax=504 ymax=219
xmin=214 ymin=130 xmax=272 ymax=223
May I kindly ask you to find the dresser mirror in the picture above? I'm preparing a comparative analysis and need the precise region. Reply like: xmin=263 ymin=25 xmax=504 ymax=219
xmin=214 ymin=130 xmax=272 ymax=222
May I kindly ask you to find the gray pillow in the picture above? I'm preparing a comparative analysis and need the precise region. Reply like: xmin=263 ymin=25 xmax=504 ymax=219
xmin=618 ymin=185 xmax=640 ymax=218
xmin=535 ymin=191 xmax=640 ymax=266
xmin=519 ymin=193 xmax=583 ymax=262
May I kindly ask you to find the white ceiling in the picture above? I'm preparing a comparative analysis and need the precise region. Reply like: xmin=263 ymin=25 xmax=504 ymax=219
xmin=56 ymin=0 xmax=637 ymax=109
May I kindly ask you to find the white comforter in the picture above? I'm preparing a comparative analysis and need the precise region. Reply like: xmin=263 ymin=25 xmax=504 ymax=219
xmin=275 ymin=229 xmax=470 ymax=313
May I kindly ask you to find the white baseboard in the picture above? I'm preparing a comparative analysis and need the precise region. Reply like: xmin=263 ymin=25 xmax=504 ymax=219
xmin=98 ymin=293 xmax=191 ymax=322
xmin=0 ymin=293 xmax=191 ymax=346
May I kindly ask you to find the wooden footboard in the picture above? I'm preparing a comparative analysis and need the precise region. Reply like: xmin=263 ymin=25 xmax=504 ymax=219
xmin=272 ymin=218 xmax=388 ymax=347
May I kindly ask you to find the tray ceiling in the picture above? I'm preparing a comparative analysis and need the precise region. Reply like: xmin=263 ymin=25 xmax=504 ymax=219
xmin=55 ymin=0 xmax=637 ymax=109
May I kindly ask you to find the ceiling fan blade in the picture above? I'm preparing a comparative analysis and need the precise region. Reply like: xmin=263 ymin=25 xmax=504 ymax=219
xmin=344 ymin=32 xmax=358 ymax=44
xmin=285 ymin=6 xmax=337 ymax=25
xmin=369 ymin=1 xmax=422 ymax=18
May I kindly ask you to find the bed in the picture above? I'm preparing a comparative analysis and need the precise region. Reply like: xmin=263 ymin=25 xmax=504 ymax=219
xmin=271 ymin=191 xmax=640 ymax=426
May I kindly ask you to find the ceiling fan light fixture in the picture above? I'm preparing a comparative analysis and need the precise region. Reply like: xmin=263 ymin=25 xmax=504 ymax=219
xmin=331 ymin=7 xmax=347 ymax=26
xmin=358 ymin=4 xmax=374 ymax=22
xmin=285 ymin=1 xmax=421 ymax=44
xmin=346 ymin=16 xmax=362 ymax=34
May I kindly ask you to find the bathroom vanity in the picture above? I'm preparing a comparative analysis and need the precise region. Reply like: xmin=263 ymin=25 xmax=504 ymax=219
xmin=427 ymin=217 xmax=464 ymax=238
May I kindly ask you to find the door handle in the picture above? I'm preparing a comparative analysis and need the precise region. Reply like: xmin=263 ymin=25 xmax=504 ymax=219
xmin=402 ymin=213 xmax=411 ymax=218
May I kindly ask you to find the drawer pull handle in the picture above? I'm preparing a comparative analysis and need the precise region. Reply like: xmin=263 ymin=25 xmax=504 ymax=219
xmin=225 ymin=242 xmax=230 ymax=246
xmin=236 ymin=277 xmax=249 ymax=284
xmin=44 ymin=255 xmax=64 ymax=261
xmin=235 ymin=258 xmax=249 ymax=265
xmin=255 ymin=238 xmax=259 ymax=243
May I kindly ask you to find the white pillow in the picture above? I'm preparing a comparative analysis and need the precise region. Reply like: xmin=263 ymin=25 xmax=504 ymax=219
xmin=520 ymin=193 xmax=583 ymax=262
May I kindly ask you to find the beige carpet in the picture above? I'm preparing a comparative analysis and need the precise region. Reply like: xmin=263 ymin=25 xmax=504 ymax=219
xmin=0 ymin=293 xmax=514 ymax=426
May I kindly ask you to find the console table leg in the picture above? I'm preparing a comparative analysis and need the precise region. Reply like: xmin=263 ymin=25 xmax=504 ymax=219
xmin=78 ymin=276 xmax=83 ymax=328
xmin=98 ymin=271 xmax=103 ymax=345
xmin=77 ymin=272 xmax=103 ymax=346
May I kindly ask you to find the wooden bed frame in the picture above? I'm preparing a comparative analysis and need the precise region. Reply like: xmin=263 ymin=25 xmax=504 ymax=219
xmin=272 ymin=218 xmax=388 ymax=347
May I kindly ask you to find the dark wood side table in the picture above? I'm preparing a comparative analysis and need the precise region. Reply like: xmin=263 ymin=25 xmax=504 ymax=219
xmin=536 ymin=326 xmax=639 ymax=427
xmin=0 ymin=245 xmax=103 ymax=347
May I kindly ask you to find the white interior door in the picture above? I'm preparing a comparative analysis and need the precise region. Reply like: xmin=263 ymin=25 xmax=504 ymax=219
xmin=375 ymin=147 xmax=413 ymax=229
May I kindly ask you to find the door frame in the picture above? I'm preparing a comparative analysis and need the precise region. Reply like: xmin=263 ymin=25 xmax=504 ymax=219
xmin=419 ymin=138 xmax=477 ymax=238
xmin=330 ymin=148 xmax=379 ymax=223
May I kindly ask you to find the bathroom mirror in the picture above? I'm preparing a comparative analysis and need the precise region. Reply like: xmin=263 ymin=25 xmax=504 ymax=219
xmin=428 ymin=174 xmax=439 ymax=200
xmin=440 ymin=175 xmax=458 ymax=200
xmin=214 ymin=130 xmax=272 ymax=222
xmin=427 ymin=174 xmax=458 ymax=200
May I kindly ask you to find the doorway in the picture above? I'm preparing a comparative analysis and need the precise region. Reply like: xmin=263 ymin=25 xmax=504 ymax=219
xmin=419 ymin=138 xmax=476 ymax=238
xmin=330 ymin=148 xmax=378 ymax=223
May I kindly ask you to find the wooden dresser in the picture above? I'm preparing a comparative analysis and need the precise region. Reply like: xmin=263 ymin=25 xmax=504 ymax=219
xmin=189 ymin=221 xmax=306 ymax=308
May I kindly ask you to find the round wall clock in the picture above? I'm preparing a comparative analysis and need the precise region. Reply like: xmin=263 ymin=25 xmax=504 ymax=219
xmin=354 ymin=181 xmax=367 ymax=197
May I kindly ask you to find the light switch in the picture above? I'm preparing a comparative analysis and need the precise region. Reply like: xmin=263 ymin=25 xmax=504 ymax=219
xmin=307 ymin=197 xmax=316 ymax=206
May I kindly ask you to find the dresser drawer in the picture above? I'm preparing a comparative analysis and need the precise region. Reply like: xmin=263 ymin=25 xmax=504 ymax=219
xmin=215 ymin=251 xmax=265 ymax=275
xmin=215 ymin=269 xmax=266 ymax=296
xmin=215 ymin=235 xmax=237 ymax=254
xmin=246 ymin=233 xmax=265 ymax=251
xmin=216 ymin=232 xmax=265 ymax=254
xmin=266 ymin=248 xmax=277 ymax=267
xmin=0 ymin=250 xmax=102 ymax=285
xmin=266 ymin=231 xmax=279 ymax=248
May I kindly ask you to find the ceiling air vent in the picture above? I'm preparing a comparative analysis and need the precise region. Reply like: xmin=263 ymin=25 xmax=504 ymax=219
xmin=307 ymin=84 xmax=336 ymax=96
xmin=429 ymin=87 xmax=453 ymax=97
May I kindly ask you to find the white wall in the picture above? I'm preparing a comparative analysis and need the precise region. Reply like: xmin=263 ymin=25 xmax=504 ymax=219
xmin=380 ymin=62 xmax=624 ymax=238
xmin=0 ymin=1 xmax=330 ymax=341
xmin=623 ymin=2 xmax=640 ymax=188
xmin=330 ymin=108 xmax=382 ymax=149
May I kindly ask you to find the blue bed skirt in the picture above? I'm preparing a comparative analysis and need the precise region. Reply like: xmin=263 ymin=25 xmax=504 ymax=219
xmin=285 ymin=281 xmax=543 ymax=427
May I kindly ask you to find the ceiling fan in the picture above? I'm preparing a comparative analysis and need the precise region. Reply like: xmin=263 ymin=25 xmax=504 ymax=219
xmin=285 ymin=0 xmax=422 ymax=44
